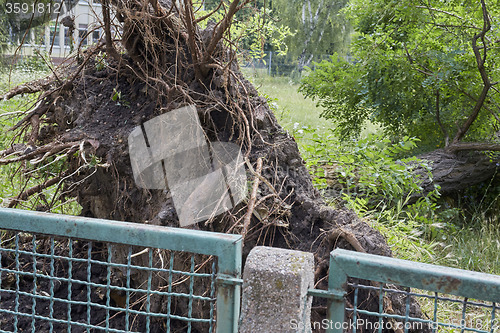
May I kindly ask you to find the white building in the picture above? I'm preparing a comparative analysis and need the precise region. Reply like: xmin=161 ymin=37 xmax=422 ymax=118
xmin=9 ymin=0 xmax=103 ymax=63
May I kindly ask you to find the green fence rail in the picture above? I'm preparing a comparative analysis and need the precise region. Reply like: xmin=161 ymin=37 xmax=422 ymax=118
xmin=2 ymin=208 xmax=499 ymax=333
xmin=317 ymin=248 xmax=500 ymax=333
xmin=0 ymin=208 xmax=242 ymax=333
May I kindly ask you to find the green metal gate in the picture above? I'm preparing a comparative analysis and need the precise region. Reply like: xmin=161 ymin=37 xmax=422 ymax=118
xmin=0 ymin=208 xmax=242 ymax=333
xmin=2 ymin=207 xmax=499 ymax=332
xmin=312 ymin=249 xmax=500 ymax=333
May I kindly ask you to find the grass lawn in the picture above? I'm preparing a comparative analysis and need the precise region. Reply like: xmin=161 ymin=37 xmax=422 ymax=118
xmin=242 ymin=67 xmax=327 ymax=132
xmin=0 ymin=69 xmax=42 ymax=206
xmin=242 ymin=67 xmax=381 ymax=138
xmin=0 ymin=68 xmax=81 ymax=214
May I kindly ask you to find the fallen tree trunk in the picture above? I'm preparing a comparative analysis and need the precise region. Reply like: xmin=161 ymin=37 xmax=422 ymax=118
xmin=320 ymin=148 xmax=499 ymax=204
xmin=414 ymin=149 xmax=499 ymax=200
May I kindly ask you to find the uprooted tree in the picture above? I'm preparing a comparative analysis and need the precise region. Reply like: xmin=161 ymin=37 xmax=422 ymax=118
xmin=0 ymin=0 xmax=431 ymax=331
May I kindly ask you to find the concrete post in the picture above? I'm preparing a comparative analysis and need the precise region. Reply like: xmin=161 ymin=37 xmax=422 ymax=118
xmin=239 ymin=246 xmax=314 ymax=333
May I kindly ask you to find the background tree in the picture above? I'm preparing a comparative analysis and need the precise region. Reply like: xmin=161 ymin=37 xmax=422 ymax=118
xmin=301 ymin=0 xmax=500 ymax=151
xmin=271 ymin=0 xmax=352 ymax=71
xmin=0 ymin=0 xmax=78 ymax=54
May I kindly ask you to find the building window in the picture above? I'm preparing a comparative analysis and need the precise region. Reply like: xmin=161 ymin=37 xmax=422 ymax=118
xmin=92 ymin=28 xmax=101 ymax=44
xmin=78 ymin=24 xmax=88 ymax=46
xmin=49 ymin=23 xmax=60 ymax=47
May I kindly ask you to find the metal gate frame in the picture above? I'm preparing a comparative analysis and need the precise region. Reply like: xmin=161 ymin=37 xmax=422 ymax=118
xmin=0 ymin=208 xmax=242 ymax=333
xmin=321 ymin=248 xmax=500 ymax=333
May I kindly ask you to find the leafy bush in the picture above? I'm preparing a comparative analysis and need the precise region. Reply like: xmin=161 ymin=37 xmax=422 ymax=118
xmin=292 ymin=128 xmax=456 ymax=260
xmin=296 ymin=130 xmax=428 ymax=206
xmin=16 ymin=55 xmax=50 ymax=72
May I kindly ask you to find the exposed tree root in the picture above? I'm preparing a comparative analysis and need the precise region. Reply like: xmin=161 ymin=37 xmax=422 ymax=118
xmin=0 ymin=75 xmax=57 ymax=101
xmin=0 ymin=141 xmax=80 ymax=165
xmin=243 ymin=157 xmax=262 ymax=239
xmin=329 ymin=227 xmax=367 ymax=253
xmin=7 ymin=175 xmax=63 ymax=208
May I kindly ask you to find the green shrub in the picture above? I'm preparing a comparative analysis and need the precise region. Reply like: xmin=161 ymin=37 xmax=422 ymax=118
xmin=293 ymin=129 xmax=457 ymax=260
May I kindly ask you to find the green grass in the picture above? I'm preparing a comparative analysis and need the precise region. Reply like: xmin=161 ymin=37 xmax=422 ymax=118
xmin=242 ymin=67 xmax=328 ymax=132
xmin=448 ymin=222 xmax=500 ymax=274
xmin=416 ymin=221 xmax=499 ymax=330
xmin=242 ymin=67 xmax=381 ymax=138
xmin=0 ymin=70 xmax=39 ymax=204
xmin=417 ymin=288 xmax=496 ymax=332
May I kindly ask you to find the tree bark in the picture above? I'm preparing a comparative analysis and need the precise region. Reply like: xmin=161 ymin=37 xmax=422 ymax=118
xmin=414 ymin=149 xmax=499 ymax=200
xmin=452 ymin=0 xmax=492 ymax=144
xmin=321 ymin=147 xmax=499 ymax=204
xmin=297 ymin=0 xmax=327 ymax=71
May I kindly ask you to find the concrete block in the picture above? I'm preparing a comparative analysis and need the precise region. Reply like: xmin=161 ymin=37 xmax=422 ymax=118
xmin=239 ymin=246 xmax=314 ymax=333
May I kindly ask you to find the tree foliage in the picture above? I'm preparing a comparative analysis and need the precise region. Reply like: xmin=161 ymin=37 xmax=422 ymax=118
xmin=231 ymin=8 xmax=294 ymax=60
xmin=300 ymin=0 xmax=500 ymax=150
xmin=271 ymin=0 xmax=351 ymax=70
xmin=195 ymin=3 xmax=294 ymax=61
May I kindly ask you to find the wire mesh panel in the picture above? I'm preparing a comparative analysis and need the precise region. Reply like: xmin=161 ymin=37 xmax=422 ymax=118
xmin=0 ymin=208 xmax=242 ymax=333
xmin=310 ymin=249 xmax=500 ymax=333
xmin=346 ymin=282 xmax=498 ymax=332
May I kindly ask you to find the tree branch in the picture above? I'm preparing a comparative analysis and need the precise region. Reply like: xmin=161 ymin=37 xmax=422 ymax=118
xmin=431 ymin=23 xmax=481 ymax=31
xmin=195 ymin=0 xmax=223 ymax=23
xmin=183 ymin=0 xmax=203 ymax=79
xmin=102 ymin=0 xmax=119 ymax=60
xmin=459 ymin=88 xmax=500 ymax=125
xmin=416 ymin=5 xmax=465 ymax=21
xmin=201 ymin=0 xmax=253 ymax=71
xmin=452 ymin=0 xmax=491 ymax=144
